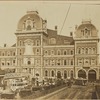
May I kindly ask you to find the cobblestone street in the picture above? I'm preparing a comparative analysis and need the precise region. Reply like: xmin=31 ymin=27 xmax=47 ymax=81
xmin=38 ymin=85 xmax=97 ymax=99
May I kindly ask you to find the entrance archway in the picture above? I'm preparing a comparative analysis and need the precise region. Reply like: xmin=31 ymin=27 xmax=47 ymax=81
xmin=88 ymin=70 xmax=96 ymax=81
xmin=78 ymin=70 xmax=86 ymax=78
xmin=57 ymin=71 xmax=61 ymax=79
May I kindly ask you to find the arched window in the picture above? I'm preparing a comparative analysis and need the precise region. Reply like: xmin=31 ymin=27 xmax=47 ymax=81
xmin=13 ymin=52 xmax=15 ymax=56
xmin=7 ymin=52 xmax=10 ymax=56
xmin=50 ymin=60 xmax=55 ymax=66
xmin=2 ymin=62 xmax=4 ymax=66
xmin=63 ymin=50 xmax=67 ymax=55
xmin=36 ymin=40 xmax=40 ymax=46
xmin=51 ymin=70 xmax=54 ymax=77
xmin=57 ymin=59 xmax=61 ymax=65
xmin=2 ymin=52 xmax=4 ymax=56
xmin=82 ymin=48 xmax=84 ymax=54
xmin=93 ymin=48 xmax=96 ymax=54
xmin=89 ymin=48 xmax=91 ymax=54
xmin=27 ymin=61 xmax=31 ymax=65
xmin=44 ymin=50 xmax=48 ymax=55
xmin=36 ymin=49 xmax=39 ymax=55
xmin=19 ymin=49 xmax=22 ymax=55
xmin=57 ymin=50 xmax=61 ymax=55
xmin=19 ymin=40 xmax=21 ymax=46
xmin=7 ymin=62 xmax=10 ymax=66
xmin=45 ymin=70 xmax=48 ymax=76
xmin=51 ymin=50 xmax=54 ymax=55
xmin=64 ymin=60 xmax=67 ymax=65
xmin=85 ymin=48 xmax=88 ymax=54
xmin=78 ymin=48 xmax=81 ymax=54
xmin=45 ymin=60 xmax=49 ymax=66
xmin=13 ymin=60 xmax=15 ymax=64
xmin=27 ymin=25 xmax=31 ymax=30
xmin=71 ymin=50 xmax=73 ymax=55
xmin=71 ymin=60 xmax=73 ymax=65
xmin=78 ymin=59 xmax=83 ymax=65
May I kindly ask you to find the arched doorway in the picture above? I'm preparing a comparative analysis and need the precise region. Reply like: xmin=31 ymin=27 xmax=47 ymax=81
xmin=78 ymin=70 xmax=86 ymax=78
xmin=57 ymin=71 xmax=61 ymax=79
xmin=64 ymin=70 xmax=67 ymax=79
xmin=88 ymin=70 xmax=96 ymax=81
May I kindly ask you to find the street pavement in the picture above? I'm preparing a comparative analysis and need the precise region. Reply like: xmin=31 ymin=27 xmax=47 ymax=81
xmin=37 ymin=84 xmax=97 ymax=99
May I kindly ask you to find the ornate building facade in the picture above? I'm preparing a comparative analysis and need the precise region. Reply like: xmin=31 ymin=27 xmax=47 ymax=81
xmin=0 ymin=11 xmax=99 ymax=81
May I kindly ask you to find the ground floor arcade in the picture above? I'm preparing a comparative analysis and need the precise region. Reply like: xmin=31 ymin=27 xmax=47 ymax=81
xmin=15 ymin=67 xmax=99 ymax=81
xmin=75 ymin=67 xmax=99 ymax=81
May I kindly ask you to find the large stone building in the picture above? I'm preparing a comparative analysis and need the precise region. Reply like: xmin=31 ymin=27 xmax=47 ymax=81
xmin=0 ymin=11 xmax=99 ymax=81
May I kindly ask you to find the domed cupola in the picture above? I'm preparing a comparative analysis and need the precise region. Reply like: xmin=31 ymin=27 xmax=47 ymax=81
xmin=75 ymin=20 xmax=98 ymax=38
xmin=17 ymin=11 xmax=47 ymax=32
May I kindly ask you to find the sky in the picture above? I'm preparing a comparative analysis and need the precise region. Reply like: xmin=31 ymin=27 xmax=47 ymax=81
xmin=0 ymin=1 xmax=100 ymax=46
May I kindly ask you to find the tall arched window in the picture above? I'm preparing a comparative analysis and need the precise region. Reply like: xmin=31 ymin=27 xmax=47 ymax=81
xmin=93 ymin=48 xmax=96 ymax=54
xmin=36 ymin=40 xmax=40 ymax=46
xmin=63 ymin=50 xmax=67 ymax=55
xmin=27 ymin=25 xmax=31 ymax=30
xmin=71 ymin=50 xmax=73 ymax=55
xmin=64 ymin=60 xmax=67 ymax=65
xmin=7 ymin=52 xmax=10 ymax=56
xmin=78 ymin=48 xmax=81 ymax=54
xmin=45 ymin=70 xmax=48 ymax=76
xmin=2 ymin=52 xmax=5 ymax=56
xmin=13 ymin=52 xmax=15 ymax=56
xmin=50 ymin=60 xmax=55 ymax=66
xmin=82 ymin=48 xmax=84 ymax=54
xmin=2 ymin=62 xmax=4 ymax=66
xmin=51 ymin=70 xmax=54 ymax=77
xmin=27 ymin=61 xmax=31 ymax=65
xmin=51 ymin=50 xmax=54 ymax=55
xmin=85 ymin=48 xmax=88 ymax=54
xmin=89 ymin=48 xmax=91 ymax=54
xmin=36 ymin=49 xmax=39 ymax=55
xmin=57 ymin=59 xmax=61 ymax=65
xmin=19 ymin=49 xmax=22 ymax=55
xmin=19 ymin=40 xmax=21 ymax=46
xmin=44 ymin=50 xmax=48 ymax=55
xmin=71 ymin=60 xmax=73 ymax=65
xmin=57 ymin=50 xmax=61 ymax=55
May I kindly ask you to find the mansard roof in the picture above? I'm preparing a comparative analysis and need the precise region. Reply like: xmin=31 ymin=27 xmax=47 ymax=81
xmin=47 ymin=29 xmax=74 ymax=45
xmin=11 ymin=43 xmax=16 ymax=47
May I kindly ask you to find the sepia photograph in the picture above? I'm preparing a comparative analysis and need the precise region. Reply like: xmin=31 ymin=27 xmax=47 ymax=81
xmin=0 ymin=0 xmax=100 ymax=99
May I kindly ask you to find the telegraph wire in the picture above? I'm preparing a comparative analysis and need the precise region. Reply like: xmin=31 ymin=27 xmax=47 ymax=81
xmin=60 ymin=4 xmax=71 ymax=34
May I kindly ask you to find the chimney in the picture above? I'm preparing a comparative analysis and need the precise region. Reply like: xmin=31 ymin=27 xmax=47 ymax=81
xmin=70 ymin=32 xmax=73 ymax=37
xmin=55 ymin=26 xmax=57 ymax=31
xmin=4 ymin=44 xmax=6 ymax=47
